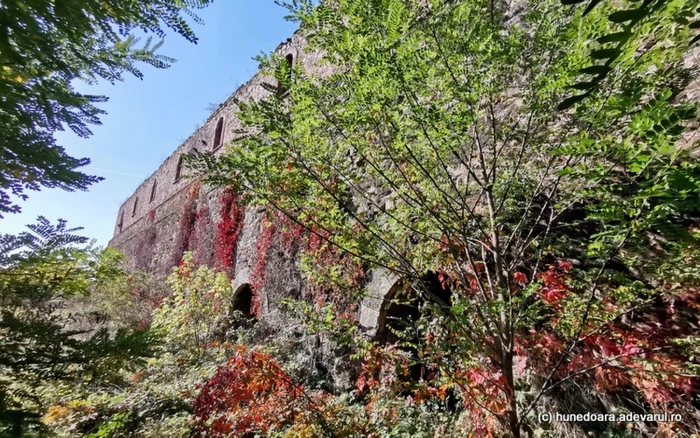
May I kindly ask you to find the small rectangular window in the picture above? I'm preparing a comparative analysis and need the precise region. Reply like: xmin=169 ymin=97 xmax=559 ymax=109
xmin=277 ymin=54 xmax=294 ymax=96
xmin=132 ymin=197 xmax=139 ymax=217
xmin=175 ymin=155 xmax=183 ymax=182
xmin=213 ymin=118 xmax=224 ymax=150
xmin=118 ymin=211 xmax=124 ymax=233
xmin=150 ymin=180 xmax=157 ymax=203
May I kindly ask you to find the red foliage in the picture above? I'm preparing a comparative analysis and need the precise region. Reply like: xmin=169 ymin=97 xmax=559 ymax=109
xmin=520 ymin=263 xmax=700 ymax=421
xmin=193 ymin=346 xmax=327 ymax=437
xmin=537 ymin=262 xmax=571 ymax=306
xmin=214 ymin=188 xmax=246 ymax=274
xmin=513 ymin=271 xmax=527 ymax=285
xmin=172 ymin=180 xmax=201 ymax=267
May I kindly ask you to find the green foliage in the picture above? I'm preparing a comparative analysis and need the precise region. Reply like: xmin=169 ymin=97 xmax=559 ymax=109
xmin=88 ymin=270 xmax=170 ymax=329
xmin=0 ymin=0 xmax=212 ymax=216
xmin=10 ymin=0 xmax=700 ymax=435
xmin=0 ymin=218 xmax=157 ymax=436
xmin=44 ymin=253 xmax=241 ymax=437
xmin=154 ymin=253 xmax=234 ymax=356
xmin=559 ymin=0 xmax=699 ymax=109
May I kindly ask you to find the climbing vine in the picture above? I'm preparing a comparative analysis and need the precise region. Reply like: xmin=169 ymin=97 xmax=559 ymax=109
xmin=214 ymin=187 xmax=246 ymax=274
xmin=248 ymin=206 xmax=365 ymax=320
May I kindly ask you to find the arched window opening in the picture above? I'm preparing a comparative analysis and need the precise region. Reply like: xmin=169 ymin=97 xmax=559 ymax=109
xmin=213 ymin=117 xmax=224 ymax=150
xmin=377 ymin=274 xmax=452 ymax=343
xmin=377 ymin=280 xmax=418 ymax=345
xmin=232 ymin=284 xmax=255 ymax=320
xmin=175 ymin=155 xmax=184 ymax=182
xmin=149 ymin=180 xmax=157 ymax=203
xmin=277 ymin=53 xmax=294 ymax=96
xmin=132 ymin=197 xmax=139 ymax=217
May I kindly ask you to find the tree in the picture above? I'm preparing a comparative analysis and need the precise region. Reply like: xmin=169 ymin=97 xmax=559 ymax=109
xmin=197 ymin=0 xmax=700 ymax=435
xmin=0 ymin=0 xmax=213 ymax=216
xmin=0 ymin=217 xmax=156 ymax=436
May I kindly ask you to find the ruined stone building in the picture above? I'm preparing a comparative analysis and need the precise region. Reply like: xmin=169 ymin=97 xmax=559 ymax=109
xmin=109 ymin=19 xmax=700 ymax=343
xmin=108 ymin=32 xmax=402 ymax=337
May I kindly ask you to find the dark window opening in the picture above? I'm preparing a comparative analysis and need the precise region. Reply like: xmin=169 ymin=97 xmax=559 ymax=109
xmin=149 ymin=180 xmax=157 ymax=203
xmin=213 ymin=117 xmax=224 ymax=150
xmin=232 ymin=284 xmax=255 ymax=320
xmin=277 ymin=53 xmax=294 ymax=96
xmin=118 ymin=211 xmax=124 ymax=233
xmin=132 ymin=197 xmax=139 ymax=217
xmin=175 ymin=155 xmax=184 ymax=182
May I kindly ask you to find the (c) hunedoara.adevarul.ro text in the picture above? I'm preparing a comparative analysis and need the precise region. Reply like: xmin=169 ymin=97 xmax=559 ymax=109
xmin=538 ymin=412 xmax=682 ymax=423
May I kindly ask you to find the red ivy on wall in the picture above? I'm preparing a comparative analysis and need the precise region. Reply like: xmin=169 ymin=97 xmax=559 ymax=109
xmin=214 ymin=188 xmax=246 ymax=275
xmin=248 ymin=206 xmax=366 ymax=319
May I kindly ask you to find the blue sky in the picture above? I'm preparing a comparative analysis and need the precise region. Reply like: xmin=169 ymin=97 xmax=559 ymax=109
xmin=2 ymin=1 xmax=297 ymax=246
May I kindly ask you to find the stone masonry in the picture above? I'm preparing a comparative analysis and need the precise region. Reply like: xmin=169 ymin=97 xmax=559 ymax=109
xmin=108 ymin=31 xmax=396 ymax=336
xmin=109 ymin=20 xmax=700 ymax=340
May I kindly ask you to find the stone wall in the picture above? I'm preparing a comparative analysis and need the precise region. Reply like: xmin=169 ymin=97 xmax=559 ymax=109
xmin=109 ymin=33 xmax=304 ymax=273
xmin=108 ymin=31 xmax=394 ymax=334
xmin=110 ymin=20 xmax=700 ymax=341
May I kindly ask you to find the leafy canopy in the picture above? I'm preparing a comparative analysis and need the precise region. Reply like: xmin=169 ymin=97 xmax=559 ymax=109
xmin=0 ymin=218 xmax=156 ymax=435
xmin=195 ymin=0 xmax=700 ymax=435
xmin=0 ymin=0 xmax=212 ymax=216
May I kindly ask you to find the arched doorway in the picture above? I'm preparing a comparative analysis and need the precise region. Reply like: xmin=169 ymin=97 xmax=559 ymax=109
xmin=376 ymin=273 xmax=452 ymax=343
xmin=375 ymin=273 xmax=452 ymax=380
xmin=232 ymin=283 xmax=255 ymax=320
